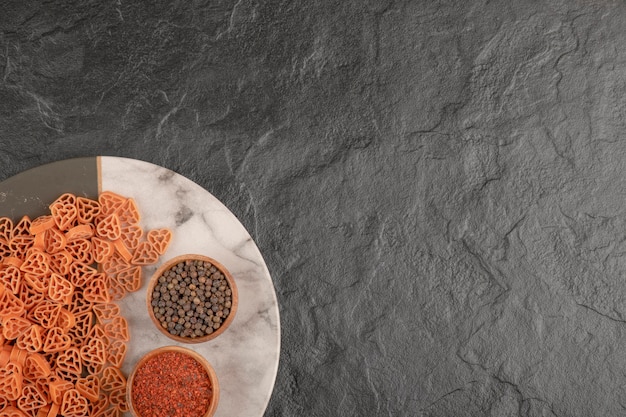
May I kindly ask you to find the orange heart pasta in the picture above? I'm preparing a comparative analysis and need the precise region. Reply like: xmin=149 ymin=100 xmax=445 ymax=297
xmin=0 ymin=191 xmax=172 ymax=416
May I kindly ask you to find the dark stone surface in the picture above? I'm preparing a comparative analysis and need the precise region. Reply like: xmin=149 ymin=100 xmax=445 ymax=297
xmin=2 ymin=0 xmax=626 ymax=415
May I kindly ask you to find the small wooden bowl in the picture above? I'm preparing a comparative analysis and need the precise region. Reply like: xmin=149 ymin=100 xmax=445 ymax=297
xmin=146 ymin=254 xmax=238 ymax=343
xmin=127 ymin=346 xmax=219 ymax=417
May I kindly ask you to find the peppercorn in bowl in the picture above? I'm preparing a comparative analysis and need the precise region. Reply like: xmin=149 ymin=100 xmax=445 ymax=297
xmin=146 ymin=254 xmax=238 ymax=343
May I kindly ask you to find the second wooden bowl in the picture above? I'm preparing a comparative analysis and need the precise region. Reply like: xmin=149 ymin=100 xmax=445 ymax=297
xmin=127 ymin=346 xmax=219 ymax=417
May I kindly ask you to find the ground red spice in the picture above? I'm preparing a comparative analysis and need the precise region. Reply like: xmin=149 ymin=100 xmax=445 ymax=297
xmin=131 ymin=351 xmax=213 ymax=417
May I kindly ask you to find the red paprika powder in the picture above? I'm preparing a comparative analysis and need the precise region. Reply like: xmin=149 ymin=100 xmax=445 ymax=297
xmin=131 ymin=350 xmax=214 ymax=417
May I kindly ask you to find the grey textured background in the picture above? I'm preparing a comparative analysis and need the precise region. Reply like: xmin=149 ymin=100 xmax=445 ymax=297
xmin=1 ymin=1 xmax=625 ymax=416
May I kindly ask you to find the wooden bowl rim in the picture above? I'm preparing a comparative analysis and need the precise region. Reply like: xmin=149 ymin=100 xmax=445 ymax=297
xmin=127 ymin=345 xmax=220 ymax=417
xmin=146 ymin=254 xmax=239 ymax=343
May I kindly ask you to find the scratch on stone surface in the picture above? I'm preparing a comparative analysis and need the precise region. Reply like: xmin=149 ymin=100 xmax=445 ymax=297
xmin=421 ymin=386 xmax=465 ymax=411
xmin=461 ymin=238 xmax=508 ymax=292
xmin=156 ymin=92 xmax=187 ymax=138
xmin=576 ymin=302 xmax=626 ymax=324
xmin=2 ymin=44 xmax=13 ymax=83
xmin=216 ymin=0 xmax=244 ymax=40
xmin=362 ymin=357 xmax=380 ymax=414
xmin=236 ymin=128 xmax=274 ymax=177
xmin=26 ymin=92 xmax=63 ymax=133
xmin=553 ymin=13 xmax=587 ymax=102
xmin=116 ymin=0 xmax=123 ymax=21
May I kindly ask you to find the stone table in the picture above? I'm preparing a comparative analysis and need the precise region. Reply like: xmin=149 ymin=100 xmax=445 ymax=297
xmin=2 ymin=1 xmax=626 ymax=416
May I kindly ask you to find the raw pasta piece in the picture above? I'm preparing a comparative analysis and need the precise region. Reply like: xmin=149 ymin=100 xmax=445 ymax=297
xmin=87 ymin=324 xmax=108 ymax=344
xmin=2 ymin=406 xmax=28 ymax=417
xmin=42 ymin=327 xmax=72 ymax=353
xmin=76 ymin=197 xmax=101 ymax=224
xmin=20 ymin=250 xmax=50 ymax=276
xmin=9 ymin=235 xmax=34 ymax=258
xmin=36 ymin=404 xmax=50 ymax=417
xmin=68 ymin=290 xmax=92 ymax=314
xmin=0 ymin=238 xmax=12 ymax=260
xmin=15 ymin=324 xmax=44 ymax=353
xmin=56 ymin=308 xmax=75 ymax=332
xmin=106 ymin=340 xmax=127 ymax=368
xmin=48 ymin=378 xmax=74 ymax=405
xmin=91 ymin=237 xmax=114 ymax=264
xmin=22 ymin=273 xmax=48 ymax=294
xmin=31 ymin=302 xmax=61 ymax=329
xmin=0 ymin=217 xmax=14 ymax=241
xmin=92 ymin=303 xmax=120 ymax=322
xmin=0 ymin=265 xmax=22 ymax=294
xmin=89 ymin=393 xmax=109 ymax=416
xmin=108 ymin=387 xmax=128 ymax=412
xmin=23 ymin=353 xmax=52 ymax=380
xmin=49 ymin=194 xmax=77 ymax=231
xmin=68 ymin=263 xmax=98 ymax=288
xmin=29 ymin=215 xmax=55 ymax=236
xmin=80 ymin=336 xmax=107 ymax=366
xmin=105 ymin=275 xmax=126 ymax=301
xmin=102 ymin=252 xmax=131 ymax=277
xmin=46 ymin=402 xmax=60 ymax=417
xmin=41 ymin=350 xmax=58 ymax=367
xmin=119 ymin=224 xmax=142 ymax=250
xmin=64 ymin=224 xmax=93 ymax=242
xmin=33 ymin=377 xmax=52 ymax=403
xmin=55 ymin=347 xmax=82 ymax=375
xmin=43 ymin=227 xmax=66 ymax=254
xmin=112 ymin=239 xmax=132 ymax=263
xmin=65 ymin=238 xmax=92 ymax=264
xmin=67 ymin=312 xmax=92 ymax=342
xmin=32 ymin=232 xmax=45 ymax=251
xmin=96 ymin=213 xmax=121 ymax=241
xmin=13 ymin=216 xmax=32 ymax=237
xmin=49 ymin=251 xmax=72 ymax=276
xmin=100 ymin=366 xmax=126 ymax=392
xmin=0 ymin=362 xmax=23 ymax=401
xmin=0 ymin=290 xmax=26 ymax=317
xmin=0 ymin=344 xmax=12 ymax=366
xmin=146 ymin=228 xmax=172 ymax=255
xmin=98 ymin=192 xmax=126 ymax=216
xmin=82 ymin=276 xmax=111 ymax=303
xmin=50 ymin=204 xmax=78 ymax=232
xmin=60 ymin=389 xmax=89 ymax=417
xmin=103 ymin=316 xmax=129 ymax=342
xmin=85 ymin=359 xmax=105 ymax=376
xmin=9 ymin=344 xmax=28 ymax=366
xmin=76 ymin=374 xmax=100 ymax=402
xmin=2 ymin=315 xmax=32 ymax=340
xmin=3 ymin=256 xmax=23 ymax=268
xmin=80 ymin=338 xmax=107 ymax=374
xmin=131 ymin=241 xmax=159 ymax=265
xmin=50 ymin=193 xmax=76 ymax=209
xmin=48 ymin=274 xmax=74 ymax=305
xmin=116 ymin=266 xmax=142 ymax=293
xmin=18 ymin=282 xmax=45 ymax=311
xmin=116 ymin=198 xmax=140 ymax=225
xmin=17 ymin=384 xmax=47 ymax=411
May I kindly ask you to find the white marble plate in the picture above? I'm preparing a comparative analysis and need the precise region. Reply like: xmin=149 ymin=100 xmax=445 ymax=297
xmin=0 ymin=157 xmax=280 ymax=417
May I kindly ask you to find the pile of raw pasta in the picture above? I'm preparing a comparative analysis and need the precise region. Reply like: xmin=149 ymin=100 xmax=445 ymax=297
xmin=0 ymin=191 xmax=172 ymax=417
